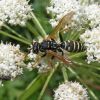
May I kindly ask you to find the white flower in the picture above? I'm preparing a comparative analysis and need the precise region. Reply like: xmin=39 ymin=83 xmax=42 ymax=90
xmin=27 ymin=49 xmax=37 ymax=71
xmin=27 ymin=57 xmax=51 ymax=73
xmin=47 ymin=0 xmax=81 ymax=27
xmin=84 ymin=4 xmax=100 ymax=28
xmin=0 ymin=42 xmax=25 ymax=81
xmin=0 ymin=0 xmax=32 ymax=26
xmin=47 ymin=0 xmax=100 ymax=30
xmin=54 ymin=81 xmax=88 ymax=100
xmin=27 ymin=58 xmax=51 ymax=73
xmin=47 ymin=0 xmax=80 ymax=15
xmin=80 ymin=25 xmax=100 ymax=63
xmin=36 ymin=58 xmax=51 ymax=73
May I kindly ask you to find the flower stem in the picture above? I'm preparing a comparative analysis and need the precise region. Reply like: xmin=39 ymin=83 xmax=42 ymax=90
xmin=31 ymin=12 xmax=47 ymax=38
xmin=3 ymin=24 xmax=31 ymax=42
xmin=80 ymin=0 xmax=89 ymax=5
xmin=0 ymin=30 xmax=31 ymax=45
xmin=61 ymin=66 xmax=68 ymax=82
xmin=18 ymin=74 xmax=48 ymax=100
xmin=37 ymin=62 xmax=59 ymax=100
xmin=26 ymin=22 xmax=40 ymax=38
xmin=70 ymin=52 xmax=85 ymax=58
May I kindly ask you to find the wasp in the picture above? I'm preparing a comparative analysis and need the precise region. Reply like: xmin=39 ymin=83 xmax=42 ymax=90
xmin=32 ymin=40 xmax=85 ymax=56
xmin=32 ymin=40 xmax=85 ymax=65
xmin=31 ymin=11 xmax=85 ymax=65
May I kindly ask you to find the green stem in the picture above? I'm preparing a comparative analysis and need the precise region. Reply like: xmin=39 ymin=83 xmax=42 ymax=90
xmin=81 ymin=0 xmax=90 ymax=5
xmin=91 ymin=72 xmax=100 ymax=78
xmin=3 ymin=24 xmax=31 ymax=42
xmin=0 ymin=30 xmax=31 ymax=45
xmin=26 ymin=22 xmax=40 ymax=38
xmin=69 ymin=52 xmax=100 ymax=70
xmin=37 ymin=63 xmax=59 ymax=100
xmin=70 ymin=52 xmax=86 ymax=58
xmin=80 ymin=0 xmax=87 ymax=5
xmin=18 ymin=74 xmax=47 ymax=100
xmin=61 ymin=66 xmax=68 ymax=82
xmin=73 ymin=61 xmax=100 ymax=71
xmin=31 ymin=12 xmax=46 ymax=38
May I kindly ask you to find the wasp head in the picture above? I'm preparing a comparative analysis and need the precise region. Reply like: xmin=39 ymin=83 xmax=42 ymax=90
xmin=32 ymin=42 xmax=40 ymax=54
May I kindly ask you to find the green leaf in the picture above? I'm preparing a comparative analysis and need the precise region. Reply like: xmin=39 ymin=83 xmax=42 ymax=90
xmin=37 ymin=63 xmax=59 ymax=100
xmin=0 ymin=30 xmax=31 ymax=45
xmin=18 ymin=74 xmax=48 ymax=100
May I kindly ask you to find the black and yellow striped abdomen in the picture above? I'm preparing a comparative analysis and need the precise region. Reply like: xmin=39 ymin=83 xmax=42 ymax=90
xmin=60 ymin=40 xmax=85 ymax=52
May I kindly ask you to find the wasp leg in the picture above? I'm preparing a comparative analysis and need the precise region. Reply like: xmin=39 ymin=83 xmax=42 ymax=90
xmin=51 ymin=38 xmax=56 ymax=42
xmin=41 ymin=52 xmax=47 ymax=57
xmin=51 ymin=55 xmax=55 ymax=59
xmin=57 ymin=48 xmax=64 ymax=56
xmin=51 ymin=50 xmax=57 ymax=59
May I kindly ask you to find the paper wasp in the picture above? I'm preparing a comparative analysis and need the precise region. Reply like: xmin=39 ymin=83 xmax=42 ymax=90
xmin=31 ymin=11 xmax=85 ymax=65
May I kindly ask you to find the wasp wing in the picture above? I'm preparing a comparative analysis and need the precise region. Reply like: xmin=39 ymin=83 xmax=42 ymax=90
xmin=47 ymin=50 xmax=73 ymax=65
xmin=47 ymin=11 xmax=75 ymax=40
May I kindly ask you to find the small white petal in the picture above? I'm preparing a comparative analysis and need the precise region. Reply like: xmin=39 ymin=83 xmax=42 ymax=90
xmin=0 ymin=0 xmax=32 ymax=26
xmin=80 ymin=25 xmax=100 ymax=63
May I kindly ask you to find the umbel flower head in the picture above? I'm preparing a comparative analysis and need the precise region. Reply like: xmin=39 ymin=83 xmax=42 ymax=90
xmin=80 ymin=25 xmax=100 ymax=63
xmin=47 ymin=0 xmax=81 ymax=27
xmin=54 ymin=81 xmax=88 ymax=100
xmin=0 ymin=42 xmax=25 ymax=81
xmin=47 ymin=0 xmax=100 ymax=30
xmin=0 ymin=0 xmax=32 ymax=26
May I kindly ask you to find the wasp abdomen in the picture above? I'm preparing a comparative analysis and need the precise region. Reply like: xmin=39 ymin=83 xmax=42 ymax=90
xmin=60 ymin=40 xmax=85 ymax=52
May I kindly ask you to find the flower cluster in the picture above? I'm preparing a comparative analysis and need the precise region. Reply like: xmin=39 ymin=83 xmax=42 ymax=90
xmin=0 ymin=0 xmax=32 ymax=27
xmin=84 ymin=4 xmax=100 ymax=28
xmin=47 ymin=0 xmax=81 ymax=27
xmin=36 ymin=58 xmax=51 ymax=73
xmin=80 ymin=25 xmax=100 ymax=63
xmin=47 ymin=0 xmax=100 ymax=29
xmin=54 ymin=81 xmax=88 ymax=100
xmin=27 ymin=48 xmax=37 ymax=71
xmin=0 ymin=42 xmax=25 ymax=81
